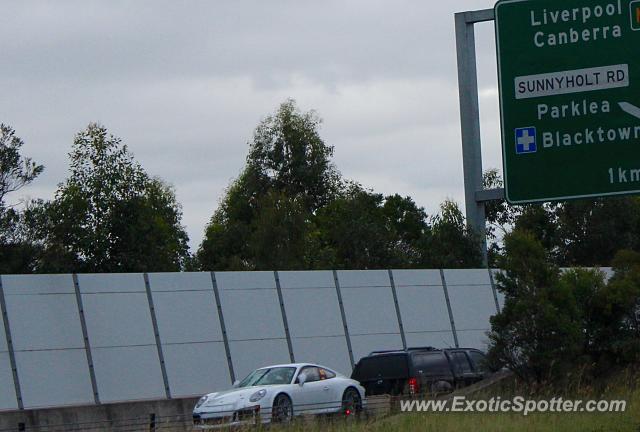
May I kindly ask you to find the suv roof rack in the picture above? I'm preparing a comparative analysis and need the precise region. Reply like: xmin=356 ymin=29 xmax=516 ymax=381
xmin=368 ymin=349 xmax=406 ymax=355
xmin=367 ymin=346 xmax=438 ymax=356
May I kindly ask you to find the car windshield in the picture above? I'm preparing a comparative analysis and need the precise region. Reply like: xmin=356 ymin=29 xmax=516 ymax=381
xmin=237 ymin=367 xmax=296 ymax=387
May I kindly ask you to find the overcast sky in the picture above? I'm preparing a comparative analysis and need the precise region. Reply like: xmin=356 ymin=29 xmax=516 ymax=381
xmin=1 ymin=0 xmax=502 ymax=251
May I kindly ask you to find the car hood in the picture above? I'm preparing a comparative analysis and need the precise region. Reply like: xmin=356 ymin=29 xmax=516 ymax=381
xmin=197 ymin=385 xmax=283 ymax=411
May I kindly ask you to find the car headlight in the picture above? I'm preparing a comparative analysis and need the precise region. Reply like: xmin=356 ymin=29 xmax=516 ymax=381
xmin=195 ymin=395 xmax=208 ymax=408
xmin=249 ymin=389 xmax=267 ymax=402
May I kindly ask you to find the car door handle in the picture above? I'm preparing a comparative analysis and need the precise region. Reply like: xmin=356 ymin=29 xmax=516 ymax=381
xmin=323 ymin=386 xmax=330 ymax=391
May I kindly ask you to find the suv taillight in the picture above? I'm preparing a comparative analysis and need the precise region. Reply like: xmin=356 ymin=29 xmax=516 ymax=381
xmin=408 ymin=377 xmax=419 ymax=395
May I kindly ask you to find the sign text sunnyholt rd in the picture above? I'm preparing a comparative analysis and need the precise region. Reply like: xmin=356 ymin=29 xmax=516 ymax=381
xmin=495 ymin=0 xmax=640 ymax=203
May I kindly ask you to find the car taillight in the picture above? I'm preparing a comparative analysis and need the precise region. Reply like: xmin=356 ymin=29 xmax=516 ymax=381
xmin=408 ymin=377 xmax=419 ymax=395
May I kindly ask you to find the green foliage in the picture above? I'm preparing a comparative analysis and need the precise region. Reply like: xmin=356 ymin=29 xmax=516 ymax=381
xmin=198 ymin=100 xmax=343 ymax=271
xmin=489 ymin=231 xmax=640 ymax=385
xmin=484 ymin=167 xmax=640 ymax=267
xmin=0 ymin=125 xmax=44 ymax=273
xmin=0 ymin=124 xmax=44 ymax=204
xmin=314 ymin=188 xmax=426 ymax=269
xmin=29 ymin=123 xmax=189 ymax=273
xmin=488 ymin=231 xmax=583 ymax=383
xmin=423 ymin=200 xmax=482 ymax=269
xmin=247 ymin=99 xmax=342 ymax=212
xmin=198 ymin=100 xmax=482 ymax=271
xmin=555 ymin=198 xmax=640 ymax=266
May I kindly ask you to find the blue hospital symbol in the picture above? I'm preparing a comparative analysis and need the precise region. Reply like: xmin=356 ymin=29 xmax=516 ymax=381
xmin=515 ymin=127 xmax=537 ymax=154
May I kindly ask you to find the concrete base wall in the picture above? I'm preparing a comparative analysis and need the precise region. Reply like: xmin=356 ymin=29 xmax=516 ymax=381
xmin=0 ymin=397 xmax=199 ymax=432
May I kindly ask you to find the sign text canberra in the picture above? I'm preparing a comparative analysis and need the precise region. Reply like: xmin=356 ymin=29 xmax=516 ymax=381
xmin=495 ymin=0 xmax=640 ymax=203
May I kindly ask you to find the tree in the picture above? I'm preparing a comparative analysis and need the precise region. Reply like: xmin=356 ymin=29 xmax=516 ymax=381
xmin=488 ymin=231 xmax=640 ymax=384
xmin=554 ymin=198 xmax=640 ymax=266
xmin=108 ymin=178 xmax=189 ymax=272
xmin=0 ymin=124 xmax=44 ymax=273
xmin=483 ymin=167 xmax=640 ymax=267
xmin=597 ymin=250 xmax=640 ymax=367
xmin=30 ymin=123 xmax=189 ymax=272
xmin=314 ymin=188 xmax=398 ymax=269
xmin=319 ymin=190 xmax=431 ymax=269
xmin=0 ymin=124 xmax=44 ymax=205
xmin=198 ymin=100 xmax=341 ymax=271
xmin=487 ymin=231 xmax=584 ymax=383
xmin=421 ymin=200 xmax=483 ymax=268
xmin=247 ymin=99 xmax=342 ymax=212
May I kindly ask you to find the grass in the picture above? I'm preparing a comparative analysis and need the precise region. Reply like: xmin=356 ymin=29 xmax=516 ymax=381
xmin=260 ymin=369 xmax=640 ymax=432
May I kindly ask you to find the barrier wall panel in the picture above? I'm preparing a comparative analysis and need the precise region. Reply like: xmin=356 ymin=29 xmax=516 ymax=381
xmin=217 ymin=272 xmax=284 ymax=342
xmin=443 ymin=270 xmax=496 ymax=336
xmin=81 ymin=292 xmax=155 ymax=348
xmin=229 ymin=340 xmax=291 ymax=381
xmin=92 ymin=346 xmax=165 ymax=403
xmin=215 ymin=271 xmax=276 ymax=290
xmin=338 ymin=271 xmax=399 ymax=336
xmin=443 ymin=269 xmax=492 ymax=289
xmin=405 ymin=332 xmax=456 ymax=350
xmin=278 ymin=271 xmax=335 ymax=289
xmin=0 ymin=268 xmax=559 ymax=410
xmin=0 ymin=352 xmax=17 ymax=411
xmin=77 ymin=273 xmax=145 ymax=293
xmin=151 ymin=291 xmax=222 ymax=344
xmin=279 ymin=272 xmax=343 ymax=339
xmin=15 ymin=349 xmax=93 ymax=408
xmin=148 ymin=272 xmax=212 ymax=292
xmin=2 ymin=274 xmax=74 ymax=295
xmin=350 ymin=334 xmax=403 ymax=362
xmin=5 ymin=294 xmax=84 ymax=351
xmin=290 ymin=337 xmax=351 ymax=375
xmin=337 ymin=270 xmax=391 ymax=288
xmin=392 ymin=270 xmax=451 ymax=335
xmin=456 ymin=330 xmax=490 ymax=350
xmin=392 ymin=269 xmax=442 ymax=287
xmin=162 ymin=342 xmax=230 ymax=397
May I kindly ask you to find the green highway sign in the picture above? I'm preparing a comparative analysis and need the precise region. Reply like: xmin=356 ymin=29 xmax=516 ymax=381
xmin=495 ymin=0 xmax=640 ymax=204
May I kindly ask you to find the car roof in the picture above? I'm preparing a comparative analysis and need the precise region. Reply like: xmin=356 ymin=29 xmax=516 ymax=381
xmin=257 ymin=363 xmax=328 ymax=370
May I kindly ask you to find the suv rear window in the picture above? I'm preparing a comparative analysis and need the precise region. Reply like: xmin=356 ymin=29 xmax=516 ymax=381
xmin=411 ymin=352 xmax=451 ymax=376
xmin=352 ymin=354 xmax=408 ymax=381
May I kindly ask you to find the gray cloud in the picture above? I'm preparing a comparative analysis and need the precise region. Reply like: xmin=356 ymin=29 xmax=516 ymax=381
xmin=1 ymin=0 xmax=501 ymax=250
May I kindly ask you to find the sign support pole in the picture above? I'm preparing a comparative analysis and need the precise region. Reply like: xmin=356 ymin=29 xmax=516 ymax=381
xmin=455 ymin=9 xmax=504 ymax=267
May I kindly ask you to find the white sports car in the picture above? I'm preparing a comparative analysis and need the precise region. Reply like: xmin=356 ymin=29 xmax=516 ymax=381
xmin=192 ymin=363 xmax=366 ymax=428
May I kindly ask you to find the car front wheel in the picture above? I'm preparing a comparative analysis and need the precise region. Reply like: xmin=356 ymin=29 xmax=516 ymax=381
xmin=272 ymin=394 xmax=293 ymax=423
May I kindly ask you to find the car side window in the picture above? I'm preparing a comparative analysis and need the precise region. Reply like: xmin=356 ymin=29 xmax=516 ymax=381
xmin=298 ymin=366 xmax=320 ymax=383
xmin=449 ymin=352 xmax=473 ymax=375
xmin=468 ymin=351 xmax=489 ymax=373
xmin=318 ymin=368 xmax=336 ymax=380
xmin=412 ymin=352 xmax=451 ymax=376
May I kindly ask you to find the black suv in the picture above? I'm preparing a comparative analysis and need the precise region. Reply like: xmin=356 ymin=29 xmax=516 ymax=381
xmin=350 ymin=347 xmax=490 ymax=396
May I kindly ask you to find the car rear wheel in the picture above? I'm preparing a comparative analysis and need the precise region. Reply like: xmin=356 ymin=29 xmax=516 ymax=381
xmin=272 ymin=394 xmax=293 ymax=423
xmin=341 ymin=387 xmax=362 ymax=417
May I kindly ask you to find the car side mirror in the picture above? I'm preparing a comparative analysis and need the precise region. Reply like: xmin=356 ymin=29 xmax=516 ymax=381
xmin=232 ymin=380 xmax=240 ymax=388
xmin=298 ymin=373 xmax=307 ymax=386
